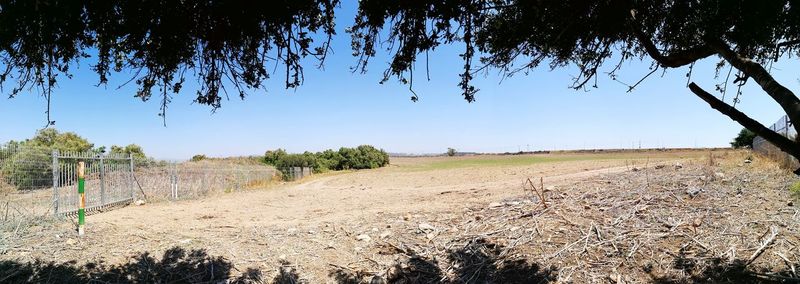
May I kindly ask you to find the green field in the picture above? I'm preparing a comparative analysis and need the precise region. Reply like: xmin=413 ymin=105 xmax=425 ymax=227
xmin=395 ymin=150 xmax=712 ymax=171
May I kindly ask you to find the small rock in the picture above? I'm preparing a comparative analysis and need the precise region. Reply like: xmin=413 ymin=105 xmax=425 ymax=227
xmin=489 ymin=202 xmax=503 ymax=208
xmin=326 ymin=241 xmax=335 ymax=249
xmin=654 ymin=164 xmax=665 ymax=169
xmin=356 ymin=234 xmax=372 ymax=242
xmin=371 ymin=227 xmax=379 ymax=233
xmin=287 ymin=228 xmax=297 ymax=234
xmin=418 ymin=223 xmax=435 ymax=232
xmin=789 ymin=201 xmax=794 ymax=207
xmin=179 ymin=239 xmax=192 ymax=244
xmin=509 ymin=226 xmax=520 ymax=232
xmin=134 ymin=199 xmax=146 ymax=206
xmin=686 ymin=187 xmax=703 ymax=198
xmin=380 ymin=230 xmax=392 ymax=239
xmin=307 ymin=230 xmax=316 ymax=235
xmin=631 ymin=167 xmax=640 ymax=172
xmin=714 ymin=172 xmax=726 ymax=179
xmin=279 ymin=254 xmax=287 ymax=260
xmin=744 ymin=159 xmax=752 ymax=164
xmin=65 ymin=238 xmax=77 ymax=245
xmin=426 ymin=233 xmax=436 ymax=240
xmin=674 ymin=163 xmax=683 ymax=170
xmin=545 ymin=186 xmax=555 ymax=191
xmin=402 ymin=214 xmax=412 ymax=221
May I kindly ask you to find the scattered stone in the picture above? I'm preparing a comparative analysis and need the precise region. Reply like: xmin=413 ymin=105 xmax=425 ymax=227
xmin=65 ymin=238 xmax=77 ymax=245
xmin=179 ymin=239 xmax=192 ymax=244
xmin=418 ymin=223 xmax=435 ymax=232
xmin=675 ymin=163 xmax=683 ymax=170
xmin=744 ymin=159 xmax=752 ymax=164
xmin=545 ymin=186 xmax=555 ymax=191
xmin=287 ymin=228 xmax=297 ymax=235
xmin=426 ymin=233 xmax=436 ymax=240
xmin=631 ymin=167 xmax=640 ymax=172
xmin=356 ymin=234 xmax=372 ymax=242
xmin=789 ymin=201 xmax=794 ymax=207
xmin=509 ymin=226 xmax=520 ymax=232
xmin=714 ymin=172 xmax=726 ymax=179
xmin=402 ymin=214 xmax=412 ymax=221
xmin=380 ymin=230 xmax=392 ymax=239
xmin=134 ymin=199 xmax=146 ymax=206
xmin=489 ymin=202 xmax=503 ymax=208
xmin=686 ymin=187 xmax=703 ymax=198
xmin=655 ymin=164 xmax=666 ymax=169
xmin=370 ymin=275 xmax=387 ymax=284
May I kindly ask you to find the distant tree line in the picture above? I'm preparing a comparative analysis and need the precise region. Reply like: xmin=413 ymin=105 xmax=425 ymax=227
xmin=263 ymin=145 xmax=390 ymax=175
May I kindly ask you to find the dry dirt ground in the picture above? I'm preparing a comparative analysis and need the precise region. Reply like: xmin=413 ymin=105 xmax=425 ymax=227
xmin=1 ymin=150 xmax=799 ymax=283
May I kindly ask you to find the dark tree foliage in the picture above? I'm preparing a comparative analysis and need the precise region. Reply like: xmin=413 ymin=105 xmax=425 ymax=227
xmin=731 ymin=128 xmax=756 ymax=149
xmin=3 ymin=1 xmax=800 ymax=171
xmin=0 ymin=0 xmax=338 ymax=125
xmin=350 ymin=0 xmax=800 ymax=172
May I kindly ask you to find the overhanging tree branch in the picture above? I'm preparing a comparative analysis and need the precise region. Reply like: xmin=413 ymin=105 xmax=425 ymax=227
xmin=706 ymin=38 xmax=800 ymax=134
xmin=632 ymin=29 xmax=715 ymax=68
xmin=689 ymin=82 xmax=800 ymax=164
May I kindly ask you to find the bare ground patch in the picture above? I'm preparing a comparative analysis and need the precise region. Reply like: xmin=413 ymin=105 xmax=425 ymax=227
xmin=1 ymin=150 xmax=797 ymax=283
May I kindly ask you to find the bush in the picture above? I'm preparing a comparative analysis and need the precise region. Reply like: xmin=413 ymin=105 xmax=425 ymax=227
xmin=790 ymin=182 xmax=800 ymax=201
xmin=1 ymin=129 xmax=95 ymax=190
xmin=447 ymin=148 xmax=457 ymax=157
xmin=191 ymin=154 xmax=207 ymax=162
xmin=262 ymin=145 xmax=390 ymax=174
xmin=731 ymin=128 xmax=756 ymax=149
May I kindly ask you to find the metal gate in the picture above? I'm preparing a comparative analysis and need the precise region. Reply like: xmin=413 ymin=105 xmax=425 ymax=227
xmin=52 ymin=150 xmax=135 ymax=216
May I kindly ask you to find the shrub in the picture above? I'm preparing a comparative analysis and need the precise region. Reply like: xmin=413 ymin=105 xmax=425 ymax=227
xmin=262 ymin=145 xmax=390 ymax=174
xmin=447 ymin=148 xmax=457 ymax=157
xmin=1 ymin=129 xmax=95 ymax=190
xmin=791 ymin=182 xmax=800 ymax=201
xmin=191 ymin=154 xmax=207 ymax=162
xmin=731 ymin=128 xmax=756 ymax=149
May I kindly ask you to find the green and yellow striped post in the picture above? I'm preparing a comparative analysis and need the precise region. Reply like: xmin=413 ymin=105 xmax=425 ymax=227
xmin=77 ymin=161 xmax=85 ymax=236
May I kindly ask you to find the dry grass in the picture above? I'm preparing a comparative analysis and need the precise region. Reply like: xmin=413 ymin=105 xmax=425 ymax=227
xmin=1 ymin=150 xmax=798 ymax=283
xmin=320 ymin=150 xmax=799 ymax=283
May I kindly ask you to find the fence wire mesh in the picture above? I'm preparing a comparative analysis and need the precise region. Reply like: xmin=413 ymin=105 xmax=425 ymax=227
xmin=753 ymin=115 xmax=798 ymax=168
xmin=0 ymin=144 xmax=277 ymax=224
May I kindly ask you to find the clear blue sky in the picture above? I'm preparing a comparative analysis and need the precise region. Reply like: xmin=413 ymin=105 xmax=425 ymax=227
xmin=0 ymin=4 xmax=790 ymax=160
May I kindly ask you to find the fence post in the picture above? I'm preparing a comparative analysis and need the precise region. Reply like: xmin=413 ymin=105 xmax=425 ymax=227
xmin=77 ymin=161 xmax=85 ymax=236
xmin=99 ymin=155 xmax=106 ymax=206
xmin=129 ymin=154 xmax=135 ymax=200
xmin=175 ymin=163 xmax=179 ymax=199
xmin=51 ymin=150 xmax=59 ymax=216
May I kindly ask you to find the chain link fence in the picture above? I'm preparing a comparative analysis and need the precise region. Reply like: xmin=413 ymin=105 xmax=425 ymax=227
xmin=0 ymin=144 xmax=278 ymax=224
xmin=279 ymin=166 xmax=314 ymax=181
xmin=753 ymin=115 xmax=799 ymax=168
xmin=134 ymin=161 xmax=278 ymax=201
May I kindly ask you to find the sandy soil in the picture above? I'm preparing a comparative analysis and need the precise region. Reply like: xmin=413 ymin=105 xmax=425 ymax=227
xmin=6 ymin=150 xmax=795 ymax=283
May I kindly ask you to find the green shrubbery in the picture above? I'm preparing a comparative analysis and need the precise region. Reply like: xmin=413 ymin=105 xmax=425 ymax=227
xmin=1 ymin=129 xmax=154 ymax=190
xmin=191 ymin=154 xmax=207 ymax=162
xmin=790 ymin=182 xmax=800 ymax=201
xmin=1 ymin=129 xmax=96 ymax=190
xmin=263 ymin=145 xmax=390 ymax=173
xmin=731 ymin=128 xmax=756 ymax=149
